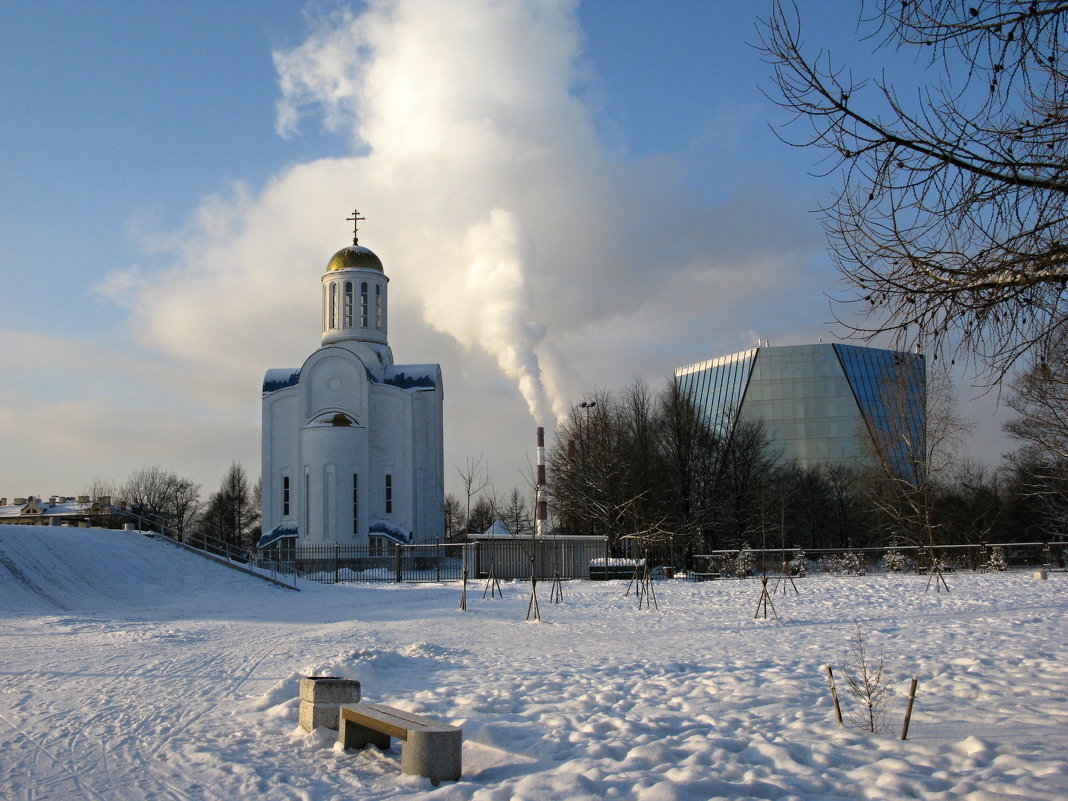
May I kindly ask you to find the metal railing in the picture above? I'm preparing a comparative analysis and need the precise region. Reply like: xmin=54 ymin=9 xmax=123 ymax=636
xmin=291 ymin=541 xmax=466 ymax=583
xmin=283 ymin=538 xmax=611 ymax=584
xmin=119 ymin=508 xmax=299 ymax=591
xmin=688 ymin=541 xmax=1067 ymax=579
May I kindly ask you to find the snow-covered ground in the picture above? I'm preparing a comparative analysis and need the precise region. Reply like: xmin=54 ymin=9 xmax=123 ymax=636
xmin=1 ymin=524 xmax=1066 ymax=801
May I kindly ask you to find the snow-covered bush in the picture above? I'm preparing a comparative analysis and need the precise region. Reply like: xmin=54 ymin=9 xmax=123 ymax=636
xmin=987 ymin=545 xmax=1007 ymax=572
xmin=733 ymin=544 xmax=755 ymax=577
xmin=832 ymin=551 xmax=864 ymax=576
xmin=789 ymin=548 xmax=808 ymax=577
xmin=882 ymin=549 xmax=909 ymax=573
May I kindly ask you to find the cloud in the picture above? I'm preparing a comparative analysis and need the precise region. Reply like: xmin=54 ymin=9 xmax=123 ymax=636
xmin=89 ymin=0 xmax=828 ymax=493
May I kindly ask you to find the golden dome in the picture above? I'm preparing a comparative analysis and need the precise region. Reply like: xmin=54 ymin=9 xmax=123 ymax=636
xmin=327 ymin=245 xmax=384 ymax=272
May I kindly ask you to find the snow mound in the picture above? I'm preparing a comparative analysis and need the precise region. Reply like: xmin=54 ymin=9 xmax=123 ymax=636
xmin=0 ymin=524 xmax=278 ymax=614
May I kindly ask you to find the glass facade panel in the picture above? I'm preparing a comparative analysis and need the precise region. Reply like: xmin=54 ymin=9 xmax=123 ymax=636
xmin=675 ymin=349 xmax=756 ymax=437
xmin=834 ymin=344 xmax=926 ymax=483
xmin=676 ymin=343 xmax=926 ymax=481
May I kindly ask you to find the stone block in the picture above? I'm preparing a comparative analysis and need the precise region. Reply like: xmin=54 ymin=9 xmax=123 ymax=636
xmin=299 ymin=676 xmax=362 ymax=705
xmin=299 ymin=677 xmax=361 ymax=732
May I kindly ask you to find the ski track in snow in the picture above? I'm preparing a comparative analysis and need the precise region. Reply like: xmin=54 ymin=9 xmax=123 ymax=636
xmin=0 ymin=524 xmax=1066 ymax=800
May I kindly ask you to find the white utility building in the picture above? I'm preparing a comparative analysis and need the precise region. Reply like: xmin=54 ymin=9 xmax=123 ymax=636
xmin=260 ymin=216 xmax=444 ymax=551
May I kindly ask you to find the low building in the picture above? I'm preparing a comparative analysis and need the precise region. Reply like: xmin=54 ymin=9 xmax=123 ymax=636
xmin=0 ymin=496 xmax=127 ymax=528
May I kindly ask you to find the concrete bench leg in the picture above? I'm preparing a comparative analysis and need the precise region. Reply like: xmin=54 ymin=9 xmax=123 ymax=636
xmin=338 ymin=715 xmax=391 ymax=751
xmin=401 ymin=728 xmax=462 ymax=784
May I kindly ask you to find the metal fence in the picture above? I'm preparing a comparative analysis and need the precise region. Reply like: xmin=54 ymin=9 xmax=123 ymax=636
xmin=688 ymin=541 xmax=1068 ymax=579
xmin=288 ymin=542 xmax=466 ymax=583
xmin=287 ymin=538 xmax=612 ymax=584
xmin=278 ymin=538 xmax=1068 ymax=584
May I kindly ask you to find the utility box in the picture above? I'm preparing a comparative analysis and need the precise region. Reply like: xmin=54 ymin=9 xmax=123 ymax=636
xmin=299 ymin=676 xmax=362 ymax=732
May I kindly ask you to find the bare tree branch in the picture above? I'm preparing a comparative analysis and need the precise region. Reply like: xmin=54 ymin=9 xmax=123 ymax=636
xmin=759 ymin=0 xmax=1068 ymax=378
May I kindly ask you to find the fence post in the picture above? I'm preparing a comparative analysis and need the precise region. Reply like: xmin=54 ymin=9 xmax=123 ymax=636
xmin=335 ymin=543 xmax=340 ymax=584
xmin=395 ymin=544 xmax=402 ymax=583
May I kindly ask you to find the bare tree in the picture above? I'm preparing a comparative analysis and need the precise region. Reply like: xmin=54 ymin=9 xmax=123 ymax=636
xmin=501 ymin=488 xmax=533 ymax=538
xmin=864 ymin=362 xmax=973 ymax=552
xmin=1004 ymin=445 xmax=1068 ymax=539
xmin=1006 ymin=333 xmax=1068 ymax=458
xmin=444 ymin=493 xmax=466 ymax=542
xmin=455 ymin=455 xmax=491 ymax=536
xmin=840 ymin=621 xmax=890 ymax=734
xmin=84 ymin=477 xmax=118 ymax=502
xmin=759 ymin=1 xmax=1068 ymax=377
xmin=713 ymin=420 xmax=782 ymax=550
xmin=199 ymin=462 xmax=256 ymax=550
xmin=547 ymin=391 xmax=651 ymax=547
xmin=119 ymin=465 xmax=200 ymax=535
xmin=655 ymin=379 xmax=723 ymax=559
xmin=1003 ymin=341 xmax=1068 ymax=537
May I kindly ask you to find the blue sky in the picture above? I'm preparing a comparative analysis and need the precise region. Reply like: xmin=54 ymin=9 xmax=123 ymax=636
xmin=0 ymin=0 xmax=1010 ymax=501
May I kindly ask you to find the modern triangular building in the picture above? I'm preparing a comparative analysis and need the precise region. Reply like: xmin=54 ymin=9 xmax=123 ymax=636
xmin=675 ymin=343 xmax=925 ymax=482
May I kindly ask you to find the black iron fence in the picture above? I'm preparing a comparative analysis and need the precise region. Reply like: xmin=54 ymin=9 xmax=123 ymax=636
xmin=288 ymin=542 xmax=466 ymax=583
xmin=286 ymin=538 xmax=612 ymax=584
xmin=276 ymin=538 xmax=1067 ymax=585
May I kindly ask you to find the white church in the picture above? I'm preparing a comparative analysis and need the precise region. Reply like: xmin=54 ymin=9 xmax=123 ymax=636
xmin=259 ymin=213 xmax=444 ymax=552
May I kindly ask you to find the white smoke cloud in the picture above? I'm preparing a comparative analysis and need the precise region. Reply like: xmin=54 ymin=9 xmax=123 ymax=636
xmin=91 ymin=0 xmax=826 ymax=491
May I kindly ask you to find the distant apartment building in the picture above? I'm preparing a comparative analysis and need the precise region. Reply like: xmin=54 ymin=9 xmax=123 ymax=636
xmin=0 ymin=495 xmax=125 ymax=527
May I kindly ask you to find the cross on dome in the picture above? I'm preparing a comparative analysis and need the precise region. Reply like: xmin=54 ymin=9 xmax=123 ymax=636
xmin=346 ymin=209 xmax=365 ymax=245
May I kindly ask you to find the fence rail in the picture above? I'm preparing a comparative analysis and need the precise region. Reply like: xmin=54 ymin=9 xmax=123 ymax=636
xmin=262 ymin=538 xmax=1068 ymax=585
xmin=279 ymin=538 xmax=611 ymax=584
xmin=689 ymin=541 xmax=1067 ymax=578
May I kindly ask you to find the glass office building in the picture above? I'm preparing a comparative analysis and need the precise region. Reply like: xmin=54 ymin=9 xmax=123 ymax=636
xmin=675 ymin=343 xmax=925 ymax=480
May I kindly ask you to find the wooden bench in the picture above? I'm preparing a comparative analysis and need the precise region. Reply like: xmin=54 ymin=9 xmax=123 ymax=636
xmin=338 ymin=703 xmax=462 ymax=784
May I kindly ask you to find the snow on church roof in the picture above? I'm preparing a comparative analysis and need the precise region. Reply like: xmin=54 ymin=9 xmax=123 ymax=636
xmin=263 ymin=364 xmax=437 ymax=396
xmin=384 ymin=365 xmax=438 ymax=390
xmin=262 ymin=368 xmax=300 ymax=395
xmin=257 ymin=523 xmax=298 ymax=548
xmin=369 ymin=518 xmax=412 ymax=543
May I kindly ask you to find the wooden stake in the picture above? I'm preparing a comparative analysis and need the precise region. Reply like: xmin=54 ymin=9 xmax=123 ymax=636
xmin=900 ymin=677 xmax=918 ymax=740
xmin=825 ymin=664 xmax=844 ymax=726
xmin=460 ymin=566 xmax=468 ymax=612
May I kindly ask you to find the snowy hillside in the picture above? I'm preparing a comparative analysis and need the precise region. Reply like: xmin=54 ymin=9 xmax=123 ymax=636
xmin=1 ymin=524 xmax=1066 ymax=800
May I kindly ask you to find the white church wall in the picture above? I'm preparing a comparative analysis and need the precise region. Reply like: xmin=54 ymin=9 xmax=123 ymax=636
xmin=410 ymin=387 xmax=444 ymax=539
xmin=300 ymin=421 xmax=368 ymax=544
xmin=262 ymin=387 xmax=299 ymax=534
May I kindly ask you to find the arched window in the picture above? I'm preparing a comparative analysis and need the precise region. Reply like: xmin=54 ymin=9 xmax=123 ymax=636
xmin=375 ymin=285 xmax=382 ymax=330
xmin=352 ymin=474 xmax=359 ymax=535
xmin=329 ymin=283 xmax=338 ymax=329
xmin=360 ymin=282 xmax=369 ymax=327
xmin=343 ymin=282 xmax=354 ymax=328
